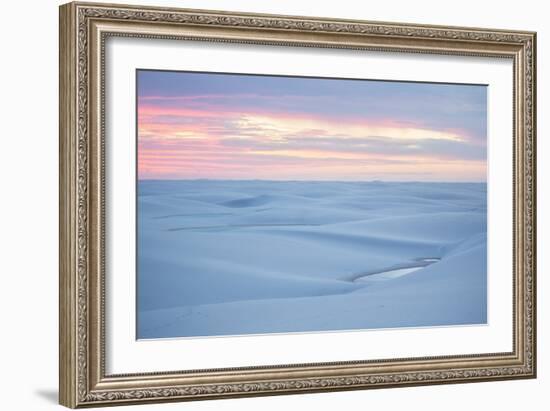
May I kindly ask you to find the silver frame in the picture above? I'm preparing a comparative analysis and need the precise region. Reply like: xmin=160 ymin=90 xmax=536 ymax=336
xmin=59 ymin=2 xmax=536 ymax=408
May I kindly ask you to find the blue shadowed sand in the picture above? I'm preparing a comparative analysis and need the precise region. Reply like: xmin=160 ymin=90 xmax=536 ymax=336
xmin=137 ymin=180 xmax=487 ymax=339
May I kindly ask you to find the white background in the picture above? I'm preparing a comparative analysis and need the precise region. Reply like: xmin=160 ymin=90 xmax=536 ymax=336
xmin=0 ymin=0 xmax=546 ymax=410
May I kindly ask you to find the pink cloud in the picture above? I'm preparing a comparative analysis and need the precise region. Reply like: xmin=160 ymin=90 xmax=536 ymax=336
xmin=137 ymin=97 xmax=481 ymax=180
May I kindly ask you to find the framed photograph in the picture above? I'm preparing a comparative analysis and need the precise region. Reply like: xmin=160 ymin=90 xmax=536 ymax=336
xmin=59 ymin=1 xmax=537 ymax=408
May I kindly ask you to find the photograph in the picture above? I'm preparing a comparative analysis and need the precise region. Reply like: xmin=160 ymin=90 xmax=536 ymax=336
xmin=136 ymin=70 xmax=488 ymax=339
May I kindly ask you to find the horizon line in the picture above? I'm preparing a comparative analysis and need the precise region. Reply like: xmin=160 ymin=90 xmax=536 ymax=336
xmin=137 ymin=178 xmax=487 ymax=184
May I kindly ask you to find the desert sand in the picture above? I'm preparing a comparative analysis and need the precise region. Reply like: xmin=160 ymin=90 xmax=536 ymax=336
xmin=137 ymin=180 xmax=487 ymax=338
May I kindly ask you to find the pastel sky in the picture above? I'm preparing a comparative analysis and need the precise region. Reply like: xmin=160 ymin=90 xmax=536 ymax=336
xmin=137 ymin=70 xmax=487 ymax=182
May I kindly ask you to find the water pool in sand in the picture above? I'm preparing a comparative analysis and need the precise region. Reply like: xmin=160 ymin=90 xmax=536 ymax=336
xmin=354 ymin=258 xmax=441 ymax=283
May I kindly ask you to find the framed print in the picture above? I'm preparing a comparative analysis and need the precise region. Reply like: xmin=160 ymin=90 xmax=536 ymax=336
xmin=59 ymin=1 xmax=537 ymax=408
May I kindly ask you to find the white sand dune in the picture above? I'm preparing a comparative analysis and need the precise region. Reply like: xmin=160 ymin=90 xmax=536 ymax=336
xmin=137 ymin=180 xmax=487 ymax=339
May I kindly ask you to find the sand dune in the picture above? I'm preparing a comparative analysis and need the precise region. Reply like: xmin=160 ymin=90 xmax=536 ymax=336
xmin=137 ymin=180 xmax=487 ymax=338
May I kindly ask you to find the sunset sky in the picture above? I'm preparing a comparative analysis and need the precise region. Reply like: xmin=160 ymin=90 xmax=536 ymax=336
xmin=137 ymin=70 xmax=487 ymax=181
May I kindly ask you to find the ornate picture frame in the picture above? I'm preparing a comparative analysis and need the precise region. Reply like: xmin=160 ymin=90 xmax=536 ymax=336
xmin=59 ymin=1 xmax=536 ymax=408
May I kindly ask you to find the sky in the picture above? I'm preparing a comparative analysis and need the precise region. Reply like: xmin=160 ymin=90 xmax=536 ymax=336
xmin=137 ymin=70 xmax=487 ymax=182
